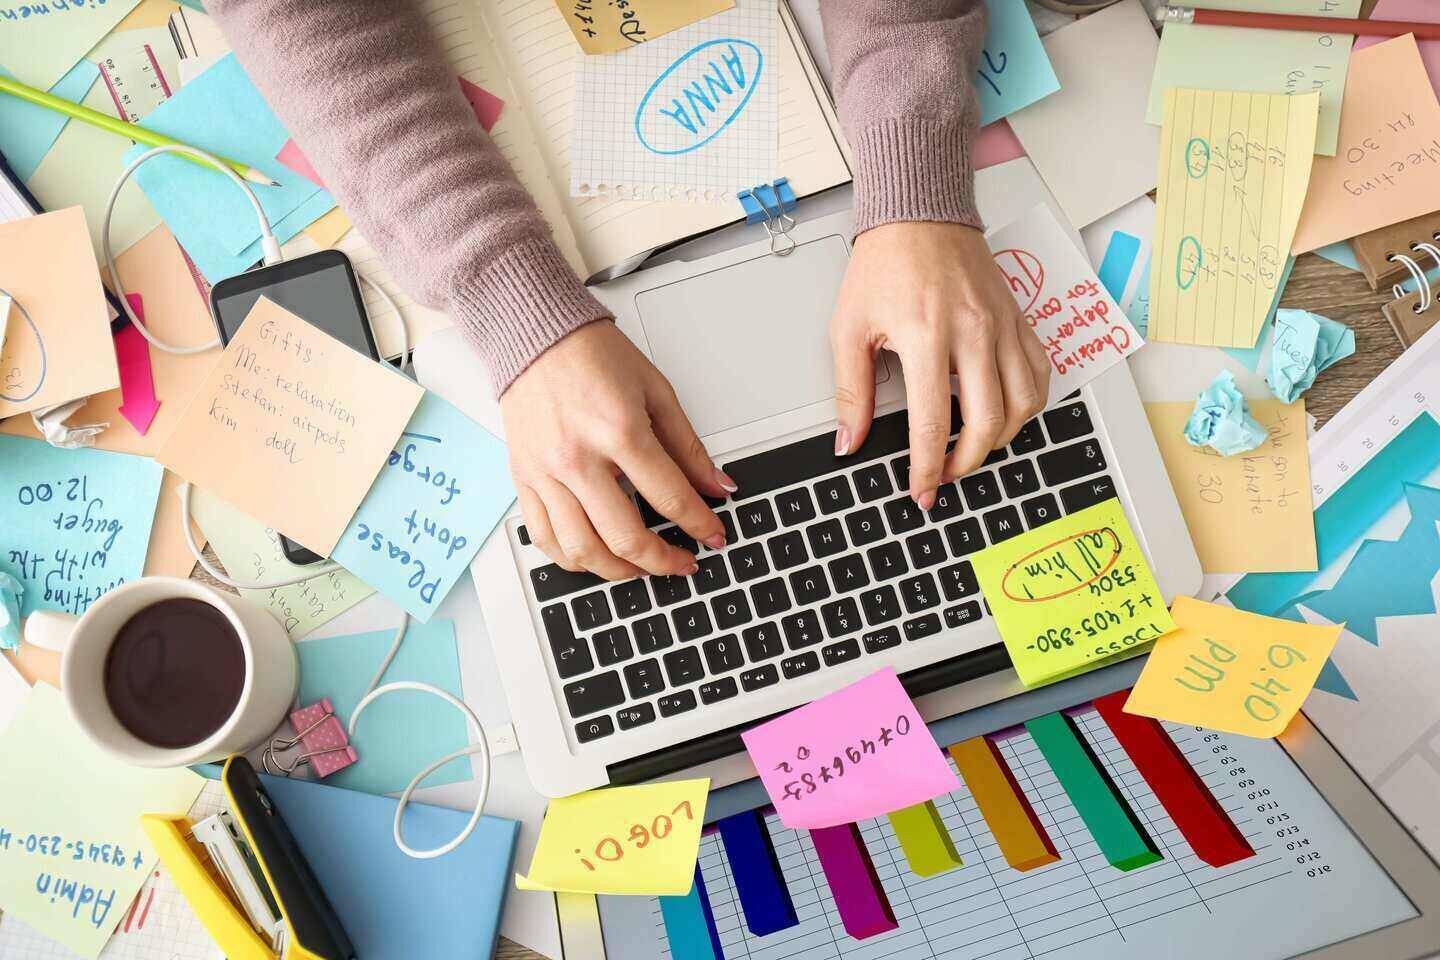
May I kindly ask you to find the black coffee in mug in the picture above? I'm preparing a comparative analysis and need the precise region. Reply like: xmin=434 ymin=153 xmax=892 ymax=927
xmin=102 ymin=598 xmax=247 ymax=749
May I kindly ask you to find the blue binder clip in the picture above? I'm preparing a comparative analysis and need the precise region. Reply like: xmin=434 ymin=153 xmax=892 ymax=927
xmin=737 ymin=178 xmax=797 ymax=256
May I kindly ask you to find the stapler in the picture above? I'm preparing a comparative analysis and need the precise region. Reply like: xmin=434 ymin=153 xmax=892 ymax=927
xmin=140 ymin=756 xmax=356 ymax=960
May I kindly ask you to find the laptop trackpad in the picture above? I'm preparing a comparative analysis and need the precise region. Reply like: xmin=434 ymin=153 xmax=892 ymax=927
xmin=635 ymin=234 xmax=858 ymax=438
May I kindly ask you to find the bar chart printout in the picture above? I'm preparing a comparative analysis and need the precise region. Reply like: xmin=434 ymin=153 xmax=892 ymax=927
xmin=598 ymin=693 xmax=1417 ymax=960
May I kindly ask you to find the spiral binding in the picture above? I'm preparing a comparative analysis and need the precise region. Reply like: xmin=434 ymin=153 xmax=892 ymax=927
xmin=1385 ymin=233 xmax=1440 ymax=317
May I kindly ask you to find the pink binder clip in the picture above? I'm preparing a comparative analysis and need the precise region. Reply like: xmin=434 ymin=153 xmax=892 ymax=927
xmin=260 ymin=698 xmax=359 ymax=778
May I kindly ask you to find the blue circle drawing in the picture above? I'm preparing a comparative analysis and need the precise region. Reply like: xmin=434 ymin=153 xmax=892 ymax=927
xmin=0 ymin=293 xmax=45 ymax=404
xmin=634 ymin=39 xmax=764 ymax=157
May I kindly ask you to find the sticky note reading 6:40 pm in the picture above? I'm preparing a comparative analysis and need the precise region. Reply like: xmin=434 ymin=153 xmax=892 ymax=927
xmin=516 ymin=779 xmax=709 ymax=896
xmin=971 ymin=499 xmax=1175 ymax=687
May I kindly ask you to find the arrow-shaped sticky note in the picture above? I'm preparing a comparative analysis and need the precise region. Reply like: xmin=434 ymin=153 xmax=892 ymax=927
xmin=115 ymin=294 xmax=160 ymax=435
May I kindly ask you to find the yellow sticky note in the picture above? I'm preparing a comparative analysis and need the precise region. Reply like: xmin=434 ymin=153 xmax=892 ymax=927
xmin=1144 ymin=398 xmax=1317 ymax=574
xmin=516 ymin=779 xmax=709 ymax=895
xmin=1149 ymin=89 xmax=1319 ymax=347
xmin=556 ymin=0 xmax=734 ymax=55
xmin=971 ymin=499 xmax=1176 ymax=688
xmin=1124 ymin=596 xmax=1342 ymax=737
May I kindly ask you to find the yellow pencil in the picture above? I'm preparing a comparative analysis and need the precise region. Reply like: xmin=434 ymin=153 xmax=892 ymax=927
xmin=0 ymin=73 xmax=278 ymax=187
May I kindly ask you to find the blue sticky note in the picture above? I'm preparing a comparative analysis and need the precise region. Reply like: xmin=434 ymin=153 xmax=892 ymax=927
xmin=332 ymin=393 xmax=515 ymax=622
xmin=0 ymin=59 xmax=100 ymax=180
xmin=1097 ymin=231 xmax=1142 ymax=303
xmin=1268 ymin=308 xmax=1355 ymax=403
xmin=976 ymin=0 xmax=1060 ymax=125
xmin=295 ymin=619 xmax=470 ymax=795
xmin=1183 ymin=370 xmax=1267 ymax=457
xmin=1313 ymin=241 xmax=1360 ymax=272
xmin=0 ymin=436 xmax=163 ymax=617
xmin=122 ymin=54 xmax=333 ymax=282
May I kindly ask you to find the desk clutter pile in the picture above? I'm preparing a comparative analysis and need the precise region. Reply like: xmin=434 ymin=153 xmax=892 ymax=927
xmin=2 ymin=0 xmax=1440 ymax=958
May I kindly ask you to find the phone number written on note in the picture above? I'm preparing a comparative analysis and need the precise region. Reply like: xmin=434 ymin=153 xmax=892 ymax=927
xmin=0 ymin=828 xmax=141 ymax=931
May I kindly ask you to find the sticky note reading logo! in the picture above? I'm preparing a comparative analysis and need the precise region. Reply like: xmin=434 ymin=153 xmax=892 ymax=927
xmin=741 ymin=668 xmax=960 ymax=830
xmin=971 ymin=499 xmax=1176 ymax=688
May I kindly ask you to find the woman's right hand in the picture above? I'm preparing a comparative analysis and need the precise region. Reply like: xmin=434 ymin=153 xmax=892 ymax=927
xmin=500 ymin=321 xmax=734 ymax=580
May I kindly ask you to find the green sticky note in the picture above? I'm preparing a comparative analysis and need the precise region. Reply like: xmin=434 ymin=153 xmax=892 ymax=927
xmin=0 ymin=0 xmax=142 ymax=91
xmin=0 ymin=685 xmax=203 ymax=957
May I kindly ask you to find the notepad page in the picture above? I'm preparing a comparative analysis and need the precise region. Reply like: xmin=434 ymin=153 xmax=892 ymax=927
xmin=476 ymin=0 xmax=851 ymax=276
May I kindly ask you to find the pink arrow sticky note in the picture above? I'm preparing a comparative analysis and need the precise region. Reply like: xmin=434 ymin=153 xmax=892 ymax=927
xmin=115 ymin=294 xmax=160 ymax=435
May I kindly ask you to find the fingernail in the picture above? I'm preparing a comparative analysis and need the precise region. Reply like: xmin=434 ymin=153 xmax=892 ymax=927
xmin=915 ymin=489 xmax=936 ymax=511
xmin=682 ymin=561 xmax=700 ymax=576
xmin=834 ymin=426 xmax=851 ymax=457
xmin=703 ymin=533 xmax=727 ymax=551
xmin=713 ymin=465 xmax=738 ymax=493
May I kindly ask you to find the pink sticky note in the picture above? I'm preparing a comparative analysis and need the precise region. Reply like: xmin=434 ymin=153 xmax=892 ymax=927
xmin=1355 ymin=0 xmax=1440 ymax=94
xmin=973 ymin=119 xmax=1026 ymax=170
xmin=114 ymin=295 xmax=161 ymax=435
xmin=276 ymin=138 xmax=327 ymax=190
xmin=741 ymin=668 xmax=960 ymax=829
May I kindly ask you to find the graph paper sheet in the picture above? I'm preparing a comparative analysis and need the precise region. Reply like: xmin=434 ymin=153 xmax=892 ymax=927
xmin=0 ymin=781 xmax=226 ymax=960
xmin=570 ymin=0 xmax=778 ymax=201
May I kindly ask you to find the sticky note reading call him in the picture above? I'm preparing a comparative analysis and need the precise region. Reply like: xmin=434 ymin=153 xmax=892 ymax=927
xmin=971 ymin=499 xmax=1176 ymax=688
xmin=741 ymin=668 xmax=960 ymax=830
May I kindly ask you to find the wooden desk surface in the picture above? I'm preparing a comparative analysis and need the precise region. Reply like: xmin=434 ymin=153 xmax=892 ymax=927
xmin=187 ymin=250 xmax=1399 ymax=960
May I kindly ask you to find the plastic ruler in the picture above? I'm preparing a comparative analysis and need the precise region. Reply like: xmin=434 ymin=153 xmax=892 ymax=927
xmin=96 ymin=42 xmax=174 ymax=124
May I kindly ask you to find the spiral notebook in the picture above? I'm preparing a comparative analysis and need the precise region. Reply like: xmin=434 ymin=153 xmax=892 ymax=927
xmin=1351 ymin=210 xmax=1440 ymax=291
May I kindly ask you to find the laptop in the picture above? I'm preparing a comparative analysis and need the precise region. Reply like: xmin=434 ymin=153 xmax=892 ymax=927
xmin=453 ymin=208 xmax=1202 ymax=798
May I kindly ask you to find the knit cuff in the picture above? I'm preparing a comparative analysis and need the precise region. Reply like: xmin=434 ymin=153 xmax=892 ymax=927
xmin=451 ymin=237 xmax=613 ymax=396
xmin=849 ymin=116 xmax=983 ymax=236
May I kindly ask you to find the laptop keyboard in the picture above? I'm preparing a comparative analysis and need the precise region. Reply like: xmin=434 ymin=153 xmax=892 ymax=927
xmin=521 ymin=396 xmax=1117 ymax=745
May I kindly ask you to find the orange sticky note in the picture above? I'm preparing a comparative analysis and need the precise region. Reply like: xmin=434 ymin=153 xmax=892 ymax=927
xmin=0 ymin=207 xmax=118 ymax=419
xmin=156 ymin=296 xmax=423 ymax=555
xmin=1124 ymin=596 xmax=1342 ymax=738
xmin=1291 ymin=34 xmax=1440 ymax=254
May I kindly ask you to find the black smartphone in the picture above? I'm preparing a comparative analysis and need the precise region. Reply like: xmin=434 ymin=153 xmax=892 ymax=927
xmin=209 ymin=249 xmax=379 ymax=566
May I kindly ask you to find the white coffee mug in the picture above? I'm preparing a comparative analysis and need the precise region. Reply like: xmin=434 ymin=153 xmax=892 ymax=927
xmin=28 ymin=577 xmax=298 ymax=767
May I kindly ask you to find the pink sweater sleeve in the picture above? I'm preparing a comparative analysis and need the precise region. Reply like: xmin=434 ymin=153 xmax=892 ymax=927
xmin=206 ymin=0 xmax=610 ymax=395
xmin=820 ymin=0 xmax=987 ymax=236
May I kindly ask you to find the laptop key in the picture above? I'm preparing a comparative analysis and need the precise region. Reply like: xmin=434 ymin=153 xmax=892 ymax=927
xmin=900 ymin=573 xmax=941 ymax=613
xmin=1010 ymin=418 xmax=1046 ymax=455
xmin=632 ymin=615 xmax=674 ymax=654
xmin=571 ymin=591 xmax=613 ymax=631
xmin=564 ymin=672 xmax=625 ymax=718
xmin=694 ymin=555 xmax=730 ymax=595
xmin=702 ymin=634 xmax=745 ymax=673
xmin=939 ymin=561 xmax=979 ymax=601
xmin=650 ymin=574 xmax=692 ymax=606
xmin=530 ymin=563 xmax=603 ymax=603
xmin=1059 ymin=474 xmax=1118 ymax=513
xmin=983 ymin=447 xmax=1008 ymax=466
xmin=890 ymin=455 xmax=910 ymax=490
xmin=983 ymin=505 xmax=1025 ymax=544
xmin=728 ymin=542 xmax=770 ymax=583
xmin=960 ymin=471 xmax=1001 ymax=510
xmin=776 ymin=487 xmax=817 ymax=527
xmin=673 ymin=602 xmax=712 ymax=642
xmin=658 ymin=690 xmax=698 ymax=717
xmin=821 ymin=597 xmax=863 ymax=638
xmin=845 ymin=506 xmax=886 ymax=547
xmin=884 ymin=496 xmax=925 ymax=535
xmin=823 ymin=638 xmax=862 ymax=667
xmin=700 ymin=677 xmax=740 ymax=704
xmin=905 ymin=529 xmax=946 ymax=569
xmin=860 ymin=584 xmax=902 ymax=625
xmin=616 ymin=703 xmax=656 ymax=731
xmin=610 ymin=579 xmax=651 ymax=618
xmin=828 ymin=553 xmax=871 ymax=592
xmin=852 ymin=463 xmax=893 ymax=503
xmin=806 ymin=518 xmax=847 ymax=559
xmin=814 ymin=475 xmax=855 ymax=514
xmin=750 ymin=577 xmax=793 ymax=618
xmin=944 ymin=517 xmax=986 ymax=557
xmin=1038 ymin=437 xmax=1108 ymax=486
xmin=768 ymin=530 xmax=809 ymax=570
xmin=782 ymin=610 xmax=824 ymax=649
xmin=711 ymin=589 xmax=752 ymax=630
xmin=904 ymin=614 xmax=944 ymax=641
xmin=663 ymin=647 xmax=705 ymax=686
xmin=862 ymin=627 xmax=902 ymax=653
xmin=781 ymin=651 xmax=821 ymax=679
xmin=1000 ymin=460 xmax=1041 ymax=499
xmin=737 ymin=500 xmax=778 ymax=538
xmin=789 ymin=565 xmax=831 ymax=606
xmin=1022 ymin=493 xmax=1061 ymax=528
xmin=658 ymin=525 xmax=699 ymax=556
xmin=742 ymin=622 xmax=784 ymax=661
xmin=576 ymin=716 xmax=614 ymax=743
xmin=927 ymin=483 xmax=964 ymax=522
xmin=623 ymin=658 xmax=665 ymax=698
xmin=593 ymin=626 xmax=633 ymax=667
xmin=541 ymin=604 xmax=592 ymax=679
xmin=716 ymin=510 xmax=738 ymax=545
xmin=1044 ymin=401 xmax=1094 ymax=444
xmin=740 ymin=664 xmax=779 ymax=691
xmin=944 ymin=601 xmax=984 ymax=628
xmin=867 ymin=542 xmax=909 ymax=580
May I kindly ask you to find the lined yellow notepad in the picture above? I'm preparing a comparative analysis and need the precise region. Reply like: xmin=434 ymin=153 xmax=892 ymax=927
xmin=1149 ymin=89 xmax=1319 ymax=348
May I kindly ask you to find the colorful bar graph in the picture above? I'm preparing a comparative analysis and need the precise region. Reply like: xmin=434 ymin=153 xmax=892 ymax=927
xmin=809 ymin=823 xmax=898 ymax=940
xmin=658 ymin=865 xmax=724 ymax=960
xmin=1093 ymin=691 xmax=1255 ymax=868
xmin=948 ymin=736 xmax=1060 ymax=871
xmin=888 ymin=800 xmax=963 ymax=877
xmin=717 ymin=809 xmax=798 ymax=936
xmin=1026 ymin=712 xmax=1163 ymax=871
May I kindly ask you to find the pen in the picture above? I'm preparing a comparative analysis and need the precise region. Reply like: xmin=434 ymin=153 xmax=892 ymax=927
xmin=1155 ymin=4 xmax=1440 ymax=40
xmin=0 ymin=74 xmax=279 ymax=187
